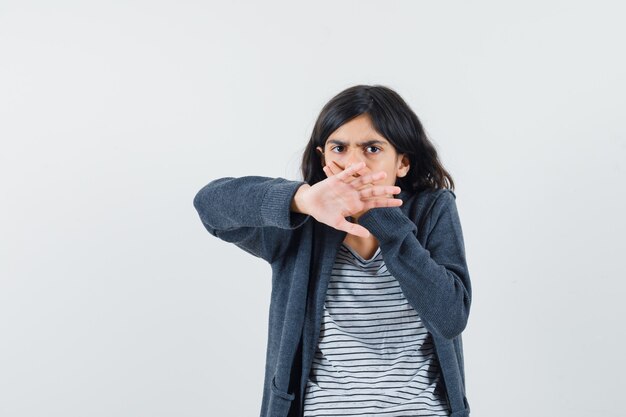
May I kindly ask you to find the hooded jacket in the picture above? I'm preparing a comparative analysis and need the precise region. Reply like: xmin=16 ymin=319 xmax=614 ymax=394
xmin=193 ymin=176 xmax=472 ymax=417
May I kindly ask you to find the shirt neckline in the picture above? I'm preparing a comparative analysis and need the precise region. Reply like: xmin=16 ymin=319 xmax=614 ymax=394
xmin=341 ymin=242 xmax=381 ymax=264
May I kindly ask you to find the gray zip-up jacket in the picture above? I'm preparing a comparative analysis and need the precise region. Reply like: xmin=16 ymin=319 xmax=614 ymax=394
xmin=193 ymin=176 xmax=472 ymax=417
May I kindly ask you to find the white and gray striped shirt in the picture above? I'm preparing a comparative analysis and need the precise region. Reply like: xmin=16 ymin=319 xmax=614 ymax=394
xmin=303 ymin=242 xmax=451 ymax=417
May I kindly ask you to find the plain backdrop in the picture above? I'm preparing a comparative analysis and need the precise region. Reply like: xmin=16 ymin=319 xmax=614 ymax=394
xmin=1 ymin=1 xmax=625 ymax=416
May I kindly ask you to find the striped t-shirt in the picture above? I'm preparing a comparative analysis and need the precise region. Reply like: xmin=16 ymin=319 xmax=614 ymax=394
xmin=303 ymin=242 xmax=451 ymax=417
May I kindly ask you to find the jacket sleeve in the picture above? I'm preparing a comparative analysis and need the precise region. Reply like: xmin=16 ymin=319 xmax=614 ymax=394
xmin=192 ymin=176 xmax=312 ymax=264
xmin=356 ymin=190 xmax=472 ymax=340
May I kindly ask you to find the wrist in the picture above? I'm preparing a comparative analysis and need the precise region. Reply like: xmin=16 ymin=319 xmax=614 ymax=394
xmin=291 ymin=183 xmax=311 ymax=214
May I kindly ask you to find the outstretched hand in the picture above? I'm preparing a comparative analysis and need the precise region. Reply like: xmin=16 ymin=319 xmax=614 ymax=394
xmin=323 ymin=161 xmax=396 ymax=219
xmin=297 ymin=161 xmax=403 ymax=238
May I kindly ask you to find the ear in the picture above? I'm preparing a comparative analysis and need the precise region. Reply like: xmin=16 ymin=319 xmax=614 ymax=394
xmin=396 ymin=154 xmax=410 ymax=178
xmin=316 ymin=146 xmax=325 ymax=167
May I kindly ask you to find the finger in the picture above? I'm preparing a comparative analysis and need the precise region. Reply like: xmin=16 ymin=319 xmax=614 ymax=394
xmin=330 ymin=161 xmax=357 ymax=182
xmin=359 ymin=185 xmax=402 ymax=199
xmin=325 ymin=163 xmax=369 ymax=192
xmin=336 ymin=161 xmax=367 ymax=182
xmin=331 ymin=161 xmax=376 ymax=189
xmin=350 ymin=171 xmax=387 ymax=189
xmin=328 ymin=162 xmax=341 ymax=176
xmin=361 ymin=197 xmax=404 ymax=210
xmin=335 ymin=217 xmax=371 ymax=238
xmin=348 ymin=164 xmax=373 ymax=179
xmin=330 ymin=161 xmax=342 ymax=175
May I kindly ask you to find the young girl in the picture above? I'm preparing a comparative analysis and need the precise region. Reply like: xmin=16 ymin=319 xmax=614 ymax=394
xmin=193 ymin=85 xmax=472 ymax=417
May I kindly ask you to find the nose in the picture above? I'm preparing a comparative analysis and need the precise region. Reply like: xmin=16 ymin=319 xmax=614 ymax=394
xmin=343 ymin=147 xmax=366 ymax=167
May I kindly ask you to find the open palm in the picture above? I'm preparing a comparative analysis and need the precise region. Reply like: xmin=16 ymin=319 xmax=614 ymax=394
xmin=301 ymin=161 xmax=402 ymax=238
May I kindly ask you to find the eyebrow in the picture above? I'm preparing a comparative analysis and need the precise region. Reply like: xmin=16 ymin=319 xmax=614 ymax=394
xmin=326 ymin=139 xmax=389 ymax=147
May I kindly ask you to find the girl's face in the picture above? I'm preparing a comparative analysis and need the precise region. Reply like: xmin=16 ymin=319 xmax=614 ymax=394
xmin=316 ymin=113 xmax=410 ymax=188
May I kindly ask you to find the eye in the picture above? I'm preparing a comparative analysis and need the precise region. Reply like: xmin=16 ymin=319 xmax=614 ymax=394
xmin=330 ymin=145 xmax=381 ymax=154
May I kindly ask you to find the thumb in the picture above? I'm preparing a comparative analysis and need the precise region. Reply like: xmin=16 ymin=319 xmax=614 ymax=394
xmin=335 ymin=217 xmax=371 ymax=238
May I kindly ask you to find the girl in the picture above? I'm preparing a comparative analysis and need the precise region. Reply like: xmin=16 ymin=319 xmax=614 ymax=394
xmin=193 ymin=85 xmax=472 ymax=417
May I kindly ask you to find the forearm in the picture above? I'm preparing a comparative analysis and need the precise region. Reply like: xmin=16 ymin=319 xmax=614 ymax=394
xmin=381 ymin=231 xmax=471 ymax=339
xmin=193 ymin=176 xmax=312 ymax=263
xmin=194 ymin=176 xmax=310 ymax=231
xmin=357 ymin=195 xmax=472 ymax=339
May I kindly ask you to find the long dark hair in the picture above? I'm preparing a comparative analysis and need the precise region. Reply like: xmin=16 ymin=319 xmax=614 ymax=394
xmin=300 ymin=84 xmax=455 ymax=193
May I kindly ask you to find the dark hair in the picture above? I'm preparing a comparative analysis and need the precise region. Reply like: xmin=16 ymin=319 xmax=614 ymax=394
xmin=300 ymin=84 xmax=455 ymax=193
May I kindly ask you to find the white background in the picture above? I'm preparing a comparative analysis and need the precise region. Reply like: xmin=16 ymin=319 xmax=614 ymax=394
xmin=1 ymin=1 xmax=625 ymax=416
